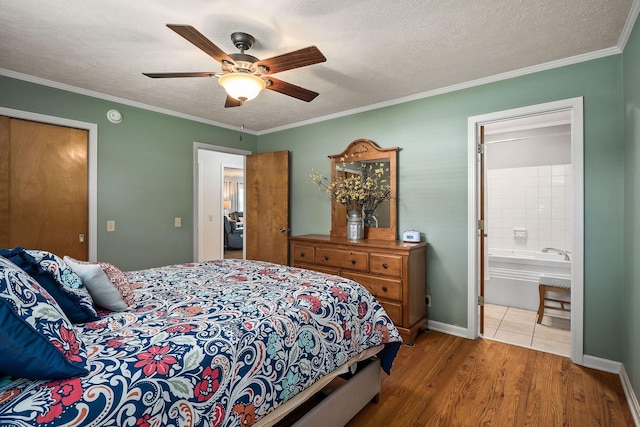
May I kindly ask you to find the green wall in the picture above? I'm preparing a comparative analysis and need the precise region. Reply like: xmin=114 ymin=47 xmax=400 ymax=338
xmin=0 ymin=76 xmax=257 ymax=270
xmin=0 ymin=52 xmax=630 ymax=365
xmin=623 ymin=14 xmax=640 ymax=404
xmin=258 ymin=56 xmax=625 ymax=362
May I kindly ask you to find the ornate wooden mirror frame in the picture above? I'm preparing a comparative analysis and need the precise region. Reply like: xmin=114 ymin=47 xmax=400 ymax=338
xmin=329 ymin=139 xmax=399 ymax=240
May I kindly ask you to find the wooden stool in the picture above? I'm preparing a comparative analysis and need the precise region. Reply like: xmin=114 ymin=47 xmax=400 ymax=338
xmin=536 ymin=275 xmax=571 ymax=324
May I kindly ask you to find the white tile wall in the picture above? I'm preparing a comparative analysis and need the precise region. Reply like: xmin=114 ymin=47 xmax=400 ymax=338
xmin=487 ymin=165 xmax=572 ymax=252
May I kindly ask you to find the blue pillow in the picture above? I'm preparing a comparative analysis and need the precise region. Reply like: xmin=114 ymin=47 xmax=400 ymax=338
xmin=0 ymin=248 xmax=99 ymax=323
xmin=0 ymin=256 xmax=89 ymax=380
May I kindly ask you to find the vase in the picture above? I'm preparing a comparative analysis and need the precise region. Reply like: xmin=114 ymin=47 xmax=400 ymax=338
xmin=346 ymin=209 xmax=364 ymax=240
xmin=363 ymin=209 xmax=378 ymax=228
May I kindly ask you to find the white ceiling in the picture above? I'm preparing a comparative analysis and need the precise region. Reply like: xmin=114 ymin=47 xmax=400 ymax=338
xmin=0 ymin=0 xmax=636 ymax=133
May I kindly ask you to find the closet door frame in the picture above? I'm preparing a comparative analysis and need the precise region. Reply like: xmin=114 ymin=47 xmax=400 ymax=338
xmin=0 ymin=107 xmax=98 ymax=260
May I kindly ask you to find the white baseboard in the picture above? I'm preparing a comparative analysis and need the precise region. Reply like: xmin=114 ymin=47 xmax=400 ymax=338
xmin=582 ymin=355 xmax=640 ymax=425
xmin=582 ymin=354 xmax=622 ymax=374
xmin=427 ymin=319 xmax=468 ymax=338
xmin=620 ymin=365 xmax=640 ymax=427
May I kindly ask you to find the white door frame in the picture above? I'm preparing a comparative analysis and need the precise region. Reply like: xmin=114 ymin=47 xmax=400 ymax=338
xmin=466 ymin=97 xmax=584 ymax=364
xmin=0 ymin=107 xmax=98 ymax=261
xmin=193 ymin=143 xmax=251 ymax=262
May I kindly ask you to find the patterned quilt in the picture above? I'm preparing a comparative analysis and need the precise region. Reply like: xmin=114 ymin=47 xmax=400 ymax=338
xmin=0 ymin=259 xmax=401 ymax=426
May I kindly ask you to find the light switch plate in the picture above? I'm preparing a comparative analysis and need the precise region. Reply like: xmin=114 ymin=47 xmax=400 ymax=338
xmin=174 ymin=217 xmax=181 ymax=227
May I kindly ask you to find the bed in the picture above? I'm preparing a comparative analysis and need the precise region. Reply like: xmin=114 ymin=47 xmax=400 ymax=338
xmin=0 ymin=254 xmax=401 ymax=426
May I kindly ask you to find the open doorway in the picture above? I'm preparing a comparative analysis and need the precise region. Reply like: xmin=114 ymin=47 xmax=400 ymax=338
xmin=195 ymin=147 xmax=290 ymax=264
xmin=223 ymin=167 xmax=244 ymax=259
xmin=483 ymin=112 xmax=572 ymax=356
xmin=467 ymin=98 xmax=584 ymax=364
xmin=194 ymin=143 xmax=250 ymax=262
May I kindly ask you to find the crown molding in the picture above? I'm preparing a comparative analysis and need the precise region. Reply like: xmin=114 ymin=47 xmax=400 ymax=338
xmin=0 ymin=39 xmax=627 ymax=137
xmin=0 ymin=68 xmax=258 ymax=135
xmin=619 ymin=0 xmax=640 ymax=50
xmin=259 ymin=46 xmax=621 ymax=135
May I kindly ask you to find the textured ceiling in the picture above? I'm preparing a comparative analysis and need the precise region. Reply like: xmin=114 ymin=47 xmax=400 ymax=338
xmin=0 ymin=0 xmax=635 ymax=133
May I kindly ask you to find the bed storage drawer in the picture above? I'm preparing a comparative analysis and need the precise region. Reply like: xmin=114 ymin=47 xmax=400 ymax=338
xmin=315 ymin=248 xmax=369 ymax=271
xmin=291 ymin=358 xmax=381 ymax=427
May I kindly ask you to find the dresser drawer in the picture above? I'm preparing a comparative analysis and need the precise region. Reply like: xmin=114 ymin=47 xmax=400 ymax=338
xmin=379 ymin=300 xmax=402 ymax=326
xmin=296 ymin=263 xmax=341 ymax=276
xmin=370 ymin=254 xmax=403 ymax=277
xmin=289 ymin=235 xmax=427 ymax=345
xmin=292 ymin=244 xmax=315 ymax=264
xmin=342 ymin=272 xmax=402 ymax=302
xmin=315 ymin=248 xmax=369 ymax=272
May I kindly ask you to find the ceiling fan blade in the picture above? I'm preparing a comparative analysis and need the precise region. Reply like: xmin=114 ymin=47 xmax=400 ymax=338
xmin=224 ymin=96 xmax=243 ymax=108
xmin=143 ymin=72 xmax=216 ymax=78
xmin=166 ymin=24 xmax=234 ymax=64
xmin=258 ymin=46 xmax=326 ymax=74
xmin=265 ymin=77 xmax=319 ymax=102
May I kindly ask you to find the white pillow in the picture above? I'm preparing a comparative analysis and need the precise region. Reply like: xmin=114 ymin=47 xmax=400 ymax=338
xmin=64 ymin=256 xmax=128 ymax=311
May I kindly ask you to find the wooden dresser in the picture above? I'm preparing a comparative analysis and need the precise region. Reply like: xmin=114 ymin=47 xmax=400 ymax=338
xmin=289 ymin=234 xmax=427 ymax=345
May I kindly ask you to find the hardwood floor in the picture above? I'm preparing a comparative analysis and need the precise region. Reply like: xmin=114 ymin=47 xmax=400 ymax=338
xmin=347 ymin=331 xmax=634 ymax=427
xmin=223 ymin=249 xmax=243 ymax=259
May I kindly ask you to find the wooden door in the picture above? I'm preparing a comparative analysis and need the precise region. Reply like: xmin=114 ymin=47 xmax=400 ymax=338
xmin=245 ymin=151 xmax=289 ymax=265
xmin=0 ymin=117 xmax=88 ymax=260
xmin=0 ymin=117 xmax=9 ymax=247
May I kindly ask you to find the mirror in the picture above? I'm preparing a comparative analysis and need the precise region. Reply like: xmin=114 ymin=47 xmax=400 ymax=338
xmin=330 ymin=139 xmax=399 ymax=240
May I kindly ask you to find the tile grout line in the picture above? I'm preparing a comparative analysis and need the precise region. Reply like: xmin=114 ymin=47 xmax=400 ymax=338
xmin=485 ymin=304 xmax=571 ymax=356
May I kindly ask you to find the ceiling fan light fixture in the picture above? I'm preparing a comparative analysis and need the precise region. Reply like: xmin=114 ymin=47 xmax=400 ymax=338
xmin=218 ymin=73 xmax=266 ymax=102
xmin=145 ymin=25 xmax=326 ymax=107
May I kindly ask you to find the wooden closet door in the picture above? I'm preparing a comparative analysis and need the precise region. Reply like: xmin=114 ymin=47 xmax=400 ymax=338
xmin=1 ymin=117 xmax=88 ymax=260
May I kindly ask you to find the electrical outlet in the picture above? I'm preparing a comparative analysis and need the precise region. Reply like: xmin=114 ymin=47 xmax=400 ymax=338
xmin=426 ymin=294 xmax=432 ymax=307
xmin=174 ymin=217 xmax=182 ymax=228
xmin=106 ymin=220 xmax=115 ymax=232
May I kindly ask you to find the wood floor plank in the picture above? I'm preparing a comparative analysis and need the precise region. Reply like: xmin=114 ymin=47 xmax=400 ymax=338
xmin=347 ymin=331 xmax=634 ymax=427
xmin=563 ymin=360 xmax=590 ymax=426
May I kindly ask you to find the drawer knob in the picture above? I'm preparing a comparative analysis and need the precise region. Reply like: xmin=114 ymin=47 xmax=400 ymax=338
xmin=300 ymin=252 xmax=305 ymax=257
xmin=324 ymin=255 xmax=329 ymax=261
xmin=382 ymin=286 xmax=388 ymax=292
xmin=382 ymin=263 xmax=388 ymax=269
xmin=351 ymin=259 xmax=356 ymax=265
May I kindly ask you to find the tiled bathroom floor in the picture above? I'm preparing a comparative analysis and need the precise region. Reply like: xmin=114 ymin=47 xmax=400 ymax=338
xmin=482 ymin=303 xmax=571 ymax=357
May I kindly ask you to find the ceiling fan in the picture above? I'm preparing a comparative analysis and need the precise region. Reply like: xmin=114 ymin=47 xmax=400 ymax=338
xmin=143 ymin=24 xmax=327 ymax=107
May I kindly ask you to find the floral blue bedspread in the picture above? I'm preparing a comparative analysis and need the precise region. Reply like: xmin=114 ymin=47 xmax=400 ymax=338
xmin=0 ymin=259 xmax=401 ymax=426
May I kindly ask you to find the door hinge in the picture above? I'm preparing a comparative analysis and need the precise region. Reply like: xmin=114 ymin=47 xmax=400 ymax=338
xmin=477 ymin=219 xmax=485 ymax=230
xmin=478 ymin=295 xmax=485 ymax=306
xmin=477 ymin=143 xmax=485 ymax=154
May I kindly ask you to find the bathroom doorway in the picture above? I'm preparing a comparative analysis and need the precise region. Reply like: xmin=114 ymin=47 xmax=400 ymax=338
xmin=483 ymin=112 xmax=572 ymax=356
xmin=467 ymin=98 xmax=584 ymax=363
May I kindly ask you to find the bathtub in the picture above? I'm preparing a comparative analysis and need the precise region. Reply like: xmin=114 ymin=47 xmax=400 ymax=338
xmin=485 ymin=248 xmax=571 ymax=311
